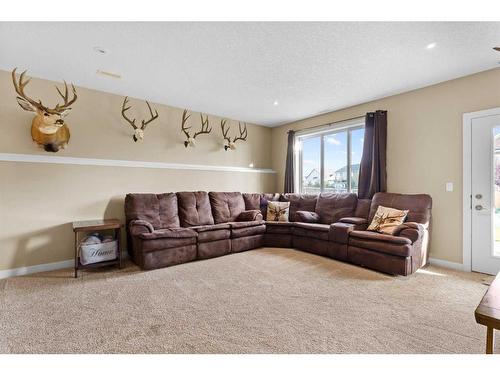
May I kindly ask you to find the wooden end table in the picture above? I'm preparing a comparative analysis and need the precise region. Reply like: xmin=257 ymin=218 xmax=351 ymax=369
xmin=475 ymin=271 xmax=500 ymax=354
xmin=72 ymin=219 xmax=122 ymax=278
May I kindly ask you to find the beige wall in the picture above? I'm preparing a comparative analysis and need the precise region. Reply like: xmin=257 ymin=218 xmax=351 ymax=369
xmin=0 ymin=69 xmax=275 ymax=271
xmin=272 ymin=68 xmax=500 ymax=264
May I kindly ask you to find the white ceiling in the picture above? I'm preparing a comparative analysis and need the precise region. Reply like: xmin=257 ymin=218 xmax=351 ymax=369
xmin=0 ymin=22 xmax=499 ymax=126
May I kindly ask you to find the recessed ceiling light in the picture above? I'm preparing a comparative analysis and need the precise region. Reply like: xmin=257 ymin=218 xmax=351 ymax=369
xmin=426 ymin=42 xmax=437 ymax=50
xmin=273 ymin=100 xmax=279 ymax=106
xmin=96 ymin=70 xmax=122 ymax=79
xmin=93 ymin=46 xmax=107 ymax=54
xmin=248 ymin=163 xmax=254 ymax=168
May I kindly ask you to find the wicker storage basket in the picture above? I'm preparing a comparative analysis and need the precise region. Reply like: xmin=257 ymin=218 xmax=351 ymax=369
xmin=79 ymin=240 xmax=118 ymax=265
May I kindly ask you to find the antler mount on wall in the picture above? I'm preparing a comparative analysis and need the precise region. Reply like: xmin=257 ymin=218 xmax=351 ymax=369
xmin=11 ymin=68 xmax=78 ymax=152
xmin=221 ymin=120 xmax=247 ymax=151
xmin=121 ymin=96 xmax=159 ymax=142
xmin=181 ymin=109 xmax=212 ymax=147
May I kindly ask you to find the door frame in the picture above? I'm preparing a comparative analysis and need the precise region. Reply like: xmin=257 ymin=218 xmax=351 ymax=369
xmin=463 ymin=107 xmax=500 ymax=272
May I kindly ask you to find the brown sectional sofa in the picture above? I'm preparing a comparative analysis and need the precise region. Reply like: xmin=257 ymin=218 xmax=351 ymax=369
xmin=125 ymin=191 xmax=432 ymax=276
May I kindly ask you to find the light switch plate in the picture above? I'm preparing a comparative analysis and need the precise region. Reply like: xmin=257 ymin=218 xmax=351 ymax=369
xmin=446 ymin=182 xmax=453 ymax=192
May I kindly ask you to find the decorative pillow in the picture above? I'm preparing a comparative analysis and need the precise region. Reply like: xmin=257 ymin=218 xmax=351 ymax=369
xmin=237 ymin=210 xmax=263 ymax=222
xmin=267 ymin=201 xmax=290 ymax=222
xmin=367 ymin=205 xmax=409 ymax=235
xmin=296 ymin=210 xmax=320 ymax=223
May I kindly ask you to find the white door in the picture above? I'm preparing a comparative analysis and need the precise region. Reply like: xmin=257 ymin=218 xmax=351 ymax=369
xmin=471 ymin=114 xmax=500 ymax=275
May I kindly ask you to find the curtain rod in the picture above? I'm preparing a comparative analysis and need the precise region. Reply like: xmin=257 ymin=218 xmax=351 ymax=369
xmin=289 ymin=114 xmax=366 ymax=134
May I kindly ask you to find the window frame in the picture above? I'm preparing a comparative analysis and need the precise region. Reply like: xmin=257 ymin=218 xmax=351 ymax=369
xmin=294 ymin=117 xmax=365 ymax=195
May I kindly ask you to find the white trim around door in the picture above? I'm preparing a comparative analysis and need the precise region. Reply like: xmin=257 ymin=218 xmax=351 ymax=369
xmin=463 ymin=107 xmax=500 ymax=273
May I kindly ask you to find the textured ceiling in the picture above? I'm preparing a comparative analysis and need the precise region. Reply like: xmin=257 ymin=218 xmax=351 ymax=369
xmin=0 ymin=22 xmax=499 ymax=126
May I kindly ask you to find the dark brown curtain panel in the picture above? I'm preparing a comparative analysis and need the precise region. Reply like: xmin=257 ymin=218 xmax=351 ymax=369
xmin=284 ymin=130 xmax=296 ymax=193
xmin=358 ymin=110 xmax=387 ymax=199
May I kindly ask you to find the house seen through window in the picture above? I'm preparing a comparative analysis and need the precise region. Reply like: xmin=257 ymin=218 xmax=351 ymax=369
xmin=297 ymin=120 xmax=365 ymax=194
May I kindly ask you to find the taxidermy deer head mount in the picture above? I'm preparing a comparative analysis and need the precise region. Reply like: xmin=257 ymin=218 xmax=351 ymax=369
xmin=121 ymin=97 xmax=159 ymax=142
xmin=181 ymin=109 xmax=212 ymax=147
xmin=221 ymin=120 xmax=248 ymax=151
xmin=12 ymin=68 xmax=78 ymax=152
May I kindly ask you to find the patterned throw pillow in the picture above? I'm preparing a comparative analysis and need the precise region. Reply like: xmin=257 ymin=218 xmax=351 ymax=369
xmin=367 ymin=205 xmax=409 ymax=235
xmin=267 ymin=201 xmax=290 ymax=222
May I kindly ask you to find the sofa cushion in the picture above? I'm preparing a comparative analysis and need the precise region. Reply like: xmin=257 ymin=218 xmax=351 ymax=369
xmin=296 ymin=210 xmax=320 ymax=223
xmin=177 ymin=191 xmax=214 ymax=227
xmin=293 ymin=222 xmax=330 ymax=241
xmin=190 ymin=223 xmax=231 ymax=243
xmin=267 ymin=201 xmax=290 ymax=222
xmin=265 ymin=221 xmax=294 ymax=234
xmin=197 ymin=229 xmax=230 ymax=243
xmin=315 ymin=192 xmax=357 ymax=224
xmin=157 ymin=193 xmax=181 ymax=228
xmin=230 ymin=220 xmax=265 ymax=229
xmin=141 ymin=237 xmax=197 ymax=252
xmin=242 ymin=193 xmax=261 ymax=211
xmin=189 ymin=223 xmax=231 ymax=232
xmin=354 ymin=198 xmax=372 ymax=219
xmin=237 ymin=210 xmax=263 ymax=222
xmin=350 ymin=230 xmax=412 ymax=245
xmin=339 ymin=217 xmax=368 ymax=226
xmin=231 ymin=224 xmax=266 ymax=238
xmin=368 ymin=192 xmax=432 ymax=225
xmin=349 ymin=230 xmax=412 ymax=257
xmin=367 ymin=205 xmax=409 ymax=235
xmin=125 ymin=193 xmax=161 ymax=229
xmin=125 ymin=193 xmax=180 ymax=229
xmin=280 ymin=193 xmax=317 ymax=222
xmin=138 ymin=227 xmax=197 ymax=240
xmin=209 ymin=192 xmax=246 ymax=224
xmin=260 ymin=193 xmax=281 ymax=220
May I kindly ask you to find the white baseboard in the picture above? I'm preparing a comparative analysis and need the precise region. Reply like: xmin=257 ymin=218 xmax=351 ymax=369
xmin=0 ymin=259 xmax=74 ymax=280
xmin=0 ymin=255 xmax=467 ymax=280
xmin=428 ymin=257 xmax=465 ymax=271
xmin=0 ymin=253 xmax=130 ymax=280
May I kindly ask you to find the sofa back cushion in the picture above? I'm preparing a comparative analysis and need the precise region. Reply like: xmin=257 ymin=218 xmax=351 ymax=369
xmin=242 ymin=193 xmax=261 ymax=211
xmin=243 ymin=193 xmax=280 ymax=220
xmin=125 ymin=193 xmax=180 ymax=229
xmin=209 ymin=192 xmax=246 ymax=223
xmin=177 ymin=191 xmax=215 ymax=227
xmin=280 ymin=193 xmax=318 ymax=222
xmin=354 ymin=198 xmax=372 ymax=219
xmin=368 ymin=192 xmax=432 ymax=224
xmin=315 ymin=192 xmax=358 ymax=224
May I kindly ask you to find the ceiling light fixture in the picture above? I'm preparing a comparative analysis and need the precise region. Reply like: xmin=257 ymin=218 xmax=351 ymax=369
xmin=426 ymin=42 xmax=437 ymax=50
xmin=273 ymin=100 xmax=279 ymax=106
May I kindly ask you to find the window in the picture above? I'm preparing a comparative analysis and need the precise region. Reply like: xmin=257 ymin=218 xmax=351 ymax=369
xmin=296 ymin=119 xmax=365 ymax=194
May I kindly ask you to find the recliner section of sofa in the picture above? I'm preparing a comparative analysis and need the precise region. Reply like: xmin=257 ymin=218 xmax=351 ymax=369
xmin=125 ymin=191 xmax=432 ymax=276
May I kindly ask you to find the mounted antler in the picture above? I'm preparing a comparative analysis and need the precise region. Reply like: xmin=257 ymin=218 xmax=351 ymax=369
xmin=121 ymin=96 xmax=159 ymax=142
xmin=221 ymin=119 xmax=233 ymax=150
xmin=11 ymin=68 xmax=78 ymax=152
xmin=233 ymin=122 xmax=248 ymax=143
xmin=221 ymin=120 xmax=248 ymax=151
xmin=181 ymin=110 xmax=212 ymax=147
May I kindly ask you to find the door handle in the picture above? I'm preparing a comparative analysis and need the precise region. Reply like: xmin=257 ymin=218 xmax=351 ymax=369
xmin=475 ymin=205 xmax=484 ymax=211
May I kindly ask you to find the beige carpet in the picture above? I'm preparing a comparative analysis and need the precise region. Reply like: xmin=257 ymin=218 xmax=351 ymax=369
xmin=0 ymin=247 xmax=499 ymax=354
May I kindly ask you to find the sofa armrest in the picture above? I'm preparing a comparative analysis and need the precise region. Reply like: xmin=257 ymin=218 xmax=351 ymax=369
xmin=330 ymin=222 xmax=356 ymax=244
xmin=393 ymin=222 xmax=424 ymax=243
xmin=129 ymin=219 xmax=154 ymax=236
xmin=296 ymin=210 xmax=320 ymax=223
xmin=237 ymin=210 xmax=263 ymax=222
xmin=339 ymin=217 xmax=368 ymax=226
